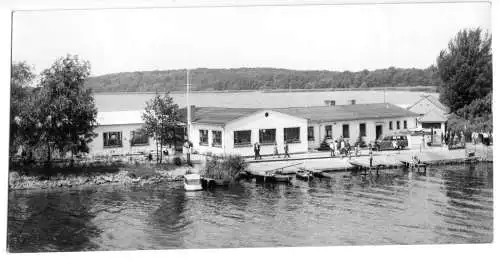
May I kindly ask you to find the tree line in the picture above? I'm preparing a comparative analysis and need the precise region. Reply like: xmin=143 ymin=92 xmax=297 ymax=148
xmin=84 ymin=66 xmax=442 ymax=93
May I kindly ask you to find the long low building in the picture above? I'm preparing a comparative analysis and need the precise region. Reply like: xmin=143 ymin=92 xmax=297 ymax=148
xmin=88 ymin=103 xmax=419 ymax=157
xmin=187 ymin=103 xmax=419 ymax=156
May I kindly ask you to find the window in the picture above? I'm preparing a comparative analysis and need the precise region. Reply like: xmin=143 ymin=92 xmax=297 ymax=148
xmin=103 ymin=132 xmax=122 ymax=147
xmin=212 ymin=130 xmax=222 ymax=147
xmin=259 ymin=128 xmax=276 ymax=144
xmin=324 ymin=100 xmax=335 ymax=106
xmin=199 ymin=129 xmax=208 ymax=145
xmin=234 ymin=130 xmax=251 ymax=146
xmin=404 ymin=120 xmax=407 ymax=129
xmin=307 ymin=126 xmax=315 ymax=141
xmin=389 ymin=121 xmax=393 ymax=130
xmin=284 ymin=127 xmax=300 ymax=143
xmin=397 ymin=121 xmax=400 ymax=130
xmin=130 ymin=130 xmax=149 ymax=146
xmin=359 ymin=123 xmax=366 ymax=137
xmin=342 ymin=124 xmax=350 ymax=138
xmin=325 ymin=125 xmax=332 ymax=139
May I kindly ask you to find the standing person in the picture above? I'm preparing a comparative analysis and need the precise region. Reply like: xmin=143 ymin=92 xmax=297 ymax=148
xmin=273 ymin=142 xmax=280 ymax=158
xmin=184 ymin=140 xmax=192 ymax=166
xmin=253 ymin=142 xmax=259 ymax=160
xmin=368 ymin=143 xmax=373 ymax=168
xmin=340 ymin=138 xmax=345 ymax=159
xmin=355 ymin=142 xmax=360 ymax=157
xmin=257 ymin=142 xmax=262 ymax=159
xmin=329 ymin=141 xmax=335 ymax=157
xmin=284 ymin=141 xmax=290 ymax=158
xmin=333 ymin=139 xmax=338 ymax=157
xmin=483 ymin=131 xmax=490 ymax=146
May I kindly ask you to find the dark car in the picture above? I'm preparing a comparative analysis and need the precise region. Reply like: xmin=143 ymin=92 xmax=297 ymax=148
xmin=374 ymin=135 xmax=408 ymax=151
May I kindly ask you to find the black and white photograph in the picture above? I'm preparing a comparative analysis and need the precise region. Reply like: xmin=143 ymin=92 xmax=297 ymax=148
xmin=5 ymin=0 xmax=494 ymax=255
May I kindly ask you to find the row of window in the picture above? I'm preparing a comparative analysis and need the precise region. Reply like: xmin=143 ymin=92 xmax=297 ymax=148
xmin=199 ymin=130 xmax=222 ymax=147
xmin=307 ymin=123 xmax=361 ymax=141
xmin=389 ymin=120 xmax=408 ymax=130
xmin=232 ymin=127 xmax=300 ymax=146
xmin=103 ymin=131 xmax=149 ymax=148
xmin=307 ymin=120 xmax=408 ymax=141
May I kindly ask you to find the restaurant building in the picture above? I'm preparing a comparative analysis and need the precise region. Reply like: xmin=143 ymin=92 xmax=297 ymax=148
xmin=89 ymin=103 xmax=419 ymax=157
xmin=188 ymin=103 xmax=419 ymax=156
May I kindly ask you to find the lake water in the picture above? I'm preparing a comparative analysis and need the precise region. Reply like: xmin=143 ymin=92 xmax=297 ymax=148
xmin=8 ymin=163 xmax=493 ymax=252
xmin=94 ymin=90 xmax=438 ymax=111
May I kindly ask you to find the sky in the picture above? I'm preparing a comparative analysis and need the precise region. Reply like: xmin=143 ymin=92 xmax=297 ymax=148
xmin=11 ymin=1 xmax=491 ymax=76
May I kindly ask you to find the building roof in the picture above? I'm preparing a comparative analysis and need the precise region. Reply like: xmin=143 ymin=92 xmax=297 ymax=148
xmin=407 ymin=95 xmax=449 ymax=113
xmin=97 ymin=110 xmax=144 ymax=125
xmin=190 ymin=103 xmax=419 ymax=125
xmin=275 ymin=103 xmax=419 ymax=123
xmin=190 ymin=107 xmax=261 ymax=125
xmin=98 ymin=103 xmax=419 ymax=126
xmin=418 ymin=109 xmax=447 ymax=123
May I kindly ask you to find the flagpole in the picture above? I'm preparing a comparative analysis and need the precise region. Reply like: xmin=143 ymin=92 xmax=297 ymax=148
xmin=186 ymin=69 xmax=191 ymax=142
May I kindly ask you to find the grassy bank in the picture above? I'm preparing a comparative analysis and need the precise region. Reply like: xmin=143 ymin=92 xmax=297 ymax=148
xmin=8 ymin=162 xmax=190 ymax=191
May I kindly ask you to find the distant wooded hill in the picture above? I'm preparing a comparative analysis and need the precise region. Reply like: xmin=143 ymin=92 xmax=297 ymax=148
xmin=84 ymin=67 xmax=441 ymax=93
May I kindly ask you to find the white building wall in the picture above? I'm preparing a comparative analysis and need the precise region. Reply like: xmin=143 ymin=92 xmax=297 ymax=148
xmin=225 ymin=110 xmax=308 ymax=156
xmin=189 ymin=123 xmax=225 ymax=155
xmin=190 ymin=110 xmax=308 ymax=157
xmin=307 ymin=116 xmax=418 ymax=149
xmin=88 ymin=123 xmax=157 ymax=156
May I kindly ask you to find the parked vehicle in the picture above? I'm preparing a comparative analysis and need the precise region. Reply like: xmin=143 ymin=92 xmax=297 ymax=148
xmin=374 ymin=135 xmax=408 ymax=151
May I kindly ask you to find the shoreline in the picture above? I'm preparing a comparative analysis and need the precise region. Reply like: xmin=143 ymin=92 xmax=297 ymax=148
xmin=8 ymin=164 xmax=190 ymax=191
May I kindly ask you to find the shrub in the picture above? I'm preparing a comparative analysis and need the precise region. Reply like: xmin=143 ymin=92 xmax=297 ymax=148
xmin=202 ymin=154 xmax=247 ymax=180
xmin=173 ymin=156 xmax=182 ymax=166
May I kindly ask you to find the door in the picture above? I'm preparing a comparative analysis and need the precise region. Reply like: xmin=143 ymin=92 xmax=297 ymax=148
xmin=376 ymin=125 xmax=383 ymax=140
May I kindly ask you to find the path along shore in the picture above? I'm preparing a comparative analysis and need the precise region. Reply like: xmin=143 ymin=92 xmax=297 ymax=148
xmin=246 ymin=143 xmax=493 ymax=174
xmin=9 ymin=143 xmax=492 ymax=191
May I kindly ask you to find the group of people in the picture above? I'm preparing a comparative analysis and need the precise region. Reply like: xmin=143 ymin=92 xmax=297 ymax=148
xmin=327 ymin=137 xmax=360 ymax=159
xmin=443 ymin=130 xmax=493 ymax=149
xmin=253 ymin=141 xmax=290 ymax=160
xmin=471 ymin=131 xmax=492 ymax=146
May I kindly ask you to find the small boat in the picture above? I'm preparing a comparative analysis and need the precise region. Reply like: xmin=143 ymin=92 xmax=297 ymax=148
xmin=296 ymin=169 xmax=313 ymax=181
xmin=272 ymin=173 xmax=293 ymax=183
xmin=254 ymin=170 xmax=292 ymax=183
xmin=184 ymin=172 xmax=202 ymax=191
xmin=310 ymin=170 xmax=327 ymax=178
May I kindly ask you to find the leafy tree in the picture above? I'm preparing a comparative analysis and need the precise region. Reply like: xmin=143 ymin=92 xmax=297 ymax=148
xmin=10 ymin=62 xmax=35 ymax=156
xmin=142 ymin=93 xmax=182 ymax=163
xmin=36 ymin=55 xmax=98 ymax=163
xmin=437 ymin=28 xmax=492 ymax=114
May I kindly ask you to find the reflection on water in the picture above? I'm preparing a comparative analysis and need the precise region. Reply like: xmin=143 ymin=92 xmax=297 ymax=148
xmin=8 ymin=163 xmax=493 ymax=252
